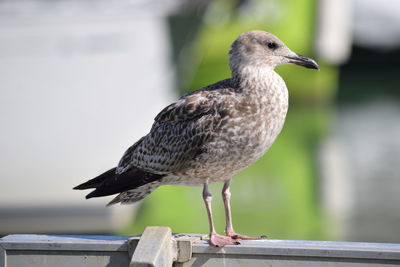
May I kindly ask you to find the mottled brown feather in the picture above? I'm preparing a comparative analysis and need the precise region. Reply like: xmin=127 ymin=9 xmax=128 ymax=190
xmin=116 ymin=79 xmax=237 ymax=175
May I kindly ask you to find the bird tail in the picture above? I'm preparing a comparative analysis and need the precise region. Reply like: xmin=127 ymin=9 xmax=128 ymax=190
xmin=73 ymin=167 xmax=165 ymax=201
xmin=106 ymin=182 xmax=160 ymax=206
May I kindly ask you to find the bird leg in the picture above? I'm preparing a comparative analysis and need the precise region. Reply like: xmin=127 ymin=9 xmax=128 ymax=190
xmin=222 ymin=180 xmax=266 ymax=241
xmin=202 ymin=183 xmax=240 ymax=247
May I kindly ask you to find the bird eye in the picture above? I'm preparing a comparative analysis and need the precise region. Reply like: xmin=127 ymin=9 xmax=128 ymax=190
xmin=267 ymin=42 xmax=277 ymax=50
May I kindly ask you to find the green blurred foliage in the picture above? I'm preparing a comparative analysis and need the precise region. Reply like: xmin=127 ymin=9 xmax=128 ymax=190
xmin=122 ymin=0 xmax=337 ymax=240
xmin=183 ymin=0 xmax=338 ymax=105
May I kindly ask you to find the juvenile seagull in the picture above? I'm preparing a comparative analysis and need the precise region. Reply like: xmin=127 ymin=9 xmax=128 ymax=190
xmin=74 ymin=30 xmax=319 ymax=247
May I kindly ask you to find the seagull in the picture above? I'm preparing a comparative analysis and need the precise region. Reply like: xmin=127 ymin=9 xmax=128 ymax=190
xmin=74 ymin=30 xmax=319 ymax=247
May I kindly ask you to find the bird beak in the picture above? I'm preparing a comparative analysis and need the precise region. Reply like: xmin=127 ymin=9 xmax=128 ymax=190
xmin=285 ymin=54 xmax=320 ymax=70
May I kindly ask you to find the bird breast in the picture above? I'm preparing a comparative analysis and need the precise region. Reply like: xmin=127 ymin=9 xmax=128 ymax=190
xmin=183 ymin=73 xmax=289 ymax=183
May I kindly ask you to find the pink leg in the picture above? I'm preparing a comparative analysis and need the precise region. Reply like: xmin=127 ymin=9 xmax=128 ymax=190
xmin=222 ymin=180 xmax=267 ymax=240
xmin=202 ymin=183 xmax=240 ymax=247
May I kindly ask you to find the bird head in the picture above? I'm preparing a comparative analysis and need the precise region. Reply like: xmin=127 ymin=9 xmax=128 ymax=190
xmin=229 ymin=30 xmax=319 ymax=73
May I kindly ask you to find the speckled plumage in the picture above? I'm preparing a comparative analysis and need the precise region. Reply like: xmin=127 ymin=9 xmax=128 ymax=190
xmin=118 ymin=73 xmax=287 ymax=179
xmin=74 ymin=30 xmax=319 ymax=246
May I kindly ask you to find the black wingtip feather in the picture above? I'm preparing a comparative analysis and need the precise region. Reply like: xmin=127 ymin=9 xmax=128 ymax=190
xmin=74 ymin=168 xmax=117 ymax=190
xmin=84 ymin=187 xmax=111 ymax=199
xmin=85 ymin=191 xmax=97 ymax=199
xmin=75 ymin=167 xmax=165 ymax=200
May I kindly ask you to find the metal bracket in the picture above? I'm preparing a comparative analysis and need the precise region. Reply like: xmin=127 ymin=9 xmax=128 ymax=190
xmin=173 ymin=233 xmax=206 ymax=263
xmin=128 ymin=226 xmax=206 ymax=266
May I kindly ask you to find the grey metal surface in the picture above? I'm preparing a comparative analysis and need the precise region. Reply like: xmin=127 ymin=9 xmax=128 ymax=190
xmin=1 ymin=234 xmax=130 ymax=251
xmin=183 ymin=239 xmax=400 ymax=267
xmin=192 ymin=239 xmax=400 ymax=259
xmin=1 ymin=234 xmax=400 ymax=267
xmin=0 ymin=235 xmax=131 ymax=267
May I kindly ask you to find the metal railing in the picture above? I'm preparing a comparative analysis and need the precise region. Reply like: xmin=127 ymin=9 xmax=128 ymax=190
xmin=1 ymin=226 xmax=400 ymax=266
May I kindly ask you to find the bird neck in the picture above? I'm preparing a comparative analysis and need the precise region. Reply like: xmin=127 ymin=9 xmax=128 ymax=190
xmin=231 ymin=64 xmax=278 ymax=93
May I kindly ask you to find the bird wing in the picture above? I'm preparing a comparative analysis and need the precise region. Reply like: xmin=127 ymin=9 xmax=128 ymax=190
xmin=116 ymin=88 xmax=229 ymax=175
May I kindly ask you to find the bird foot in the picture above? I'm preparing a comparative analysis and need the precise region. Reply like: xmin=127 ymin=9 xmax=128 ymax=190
xmin=227 ymin=232 xmax=267 ymax=241
xmin=209 ymin=233 xmax=240 ymax=247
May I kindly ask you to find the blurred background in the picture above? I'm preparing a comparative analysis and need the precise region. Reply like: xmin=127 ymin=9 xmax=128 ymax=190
xmin=1 ymin=0 xmax=399 ymax=243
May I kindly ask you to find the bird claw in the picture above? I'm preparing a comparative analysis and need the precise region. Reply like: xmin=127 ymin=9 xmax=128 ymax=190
xmin=228 ymin=233 xmax=267 ymax=241
xmin=209 ymin=233 xmax=241 ymax=247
